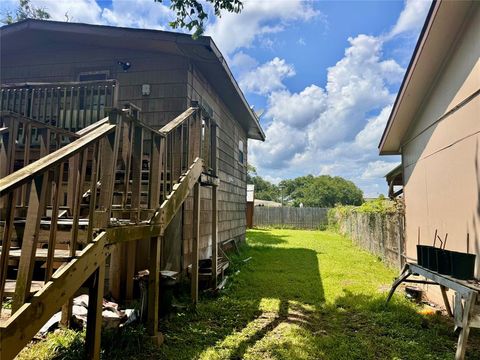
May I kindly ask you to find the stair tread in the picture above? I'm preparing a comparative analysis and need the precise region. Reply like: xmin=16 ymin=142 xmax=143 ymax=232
xmin=0 ymin=248 xmax=81 ymax=261
xmin=4 ymin=279 xmax=44 ymax=296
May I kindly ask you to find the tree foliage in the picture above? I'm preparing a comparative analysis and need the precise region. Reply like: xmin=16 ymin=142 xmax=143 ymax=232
xmin=247 ymin=164 xmax=280 ymax=202
xmin=280 ymin=175 xmax=364 ymax=208
xmin=247 ymin=165 xmax=364 ymax=207
xmin=156 ymin=0 xmax=243 ymax=37
xmin=2 ymin=0 xmax=50 ymax=24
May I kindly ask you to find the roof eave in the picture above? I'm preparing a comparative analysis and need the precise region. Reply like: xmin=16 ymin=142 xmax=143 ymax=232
xmin=207 ymin=39 xmax=265 ymax=141
xmin=378 ymin=0 xmax=438 ymax=154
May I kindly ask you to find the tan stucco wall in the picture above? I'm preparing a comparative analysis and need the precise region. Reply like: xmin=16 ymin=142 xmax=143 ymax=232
xmin=402 ymin=2 xmax=480 ymax=258
xmin=402 ymin=5 xmax=480 ymax=294
xmin=401 ymin=6 xmax=480 ymax=303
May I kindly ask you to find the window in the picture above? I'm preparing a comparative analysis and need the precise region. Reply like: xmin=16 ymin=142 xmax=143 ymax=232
xmin=78 ymin=71 xmax=109 ymax=82
xmin=239 ymin=140 xmax=244 ymax=164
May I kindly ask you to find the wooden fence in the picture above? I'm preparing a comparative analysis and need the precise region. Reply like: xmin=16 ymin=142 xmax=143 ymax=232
xmin=253 ymin=207 xmax=328 ymax=229
xmin=333 ymin=209 xmax=405 ymax=269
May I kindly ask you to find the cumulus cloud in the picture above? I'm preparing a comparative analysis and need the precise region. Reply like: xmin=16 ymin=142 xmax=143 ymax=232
xmin=101 ymin=0 xmax=174 ymax=30
xmin=361 ymin=161 xmax=400 ymax=179
xmin=206 ymin=0 xmax=319 ymax=55
xmin=0 ymin=0 xmax=173 ymax=29
xmin=266 ymin=85 xmax=327 ymax=128
xmin=239 ymin=57 xmax=295 ymax=95
xmin=388 ymin=0 xmax=432 ymax=38
xmin=229 ymin=51 xmax=258 ymax=73
xmin=246 ymin=0 xmax=431 ymax=196
xmin=250 ymin=33 xmax=404 ymax=171
xmin=248 ymin=31 xmax=407 ymax=196
xmin=0 ymin=0 xmax=102 ymax=23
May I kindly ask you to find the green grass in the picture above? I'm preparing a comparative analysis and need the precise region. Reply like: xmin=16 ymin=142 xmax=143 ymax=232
xmin=17 ymin=229 xmax=480 ymax=359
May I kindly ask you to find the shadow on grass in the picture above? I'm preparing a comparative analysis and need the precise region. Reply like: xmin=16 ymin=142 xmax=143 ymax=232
xmin=20 ymin=230 xmax=480 ymax=359
xmin=155 ymin=230 xmax=480 ymax=360
xmin=246 ymin=228 xmax=289 ymax=246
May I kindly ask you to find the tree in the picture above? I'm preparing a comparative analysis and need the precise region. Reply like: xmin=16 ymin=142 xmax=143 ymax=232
xmin=280 ymin=175 xmax=364 ymax=208
xmin=156 ymin=0 xmax=243 ymax=37
xmin=2 ymin=0 xmax=50 ymax=24
xmin=246 ymin=163 xmax=280 ymax=202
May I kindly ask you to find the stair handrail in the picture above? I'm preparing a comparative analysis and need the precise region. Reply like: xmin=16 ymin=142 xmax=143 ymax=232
xmin=0 ymin=121 xmax=115 ymax=196
xmin=0 ymin=114 xmax=119 ymax=318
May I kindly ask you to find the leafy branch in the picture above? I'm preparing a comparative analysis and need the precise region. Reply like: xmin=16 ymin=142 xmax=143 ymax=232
xmin=2 ymin=0 xmax=50 ymax=24
xmin=156 ymin=0 xmax=243 ymax=38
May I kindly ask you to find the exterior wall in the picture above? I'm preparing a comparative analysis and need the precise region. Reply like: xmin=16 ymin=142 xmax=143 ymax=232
xmin=183 ymin=64 xmax=248 ymax=265
xmin=401 ymin=7 xmax=480 ymax=301
xmin=1 ymin=39 xmax=250 ymax=271
xmin=1 ymin=44 xmax=189 ymax=128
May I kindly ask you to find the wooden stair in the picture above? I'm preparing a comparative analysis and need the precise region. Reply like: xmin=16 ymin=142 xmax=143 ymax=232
xmin=0 ymin=104 xmax=218 ymax=360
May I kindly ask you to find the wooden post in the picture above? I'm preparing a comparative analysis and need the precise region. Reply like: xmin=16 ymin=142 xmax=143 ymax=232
xmin=211 ymin=185 xmax=218 ymax=288
xmin=125 ymin=125 xmax=143 ymax=300
xmin=210 ymin=122 xmax=218 ymax=287
xmin=85 ymin=262 xmax=105 ymax=360
xmin=0 ymin=191 xmax=17 ymax=315
xmin=191 ymin=181 xmax=200 ymax=305
xmin=61 ymin=148 xmax=88 ymax=326
xmin=148 ymin=135 xmax=163 ymax=209
xmin=87 ymin=142 xmax=101 ymax=243
xmin=5 ymin=116 xmax=18 ymax=175
xmin=21 ymin=122 xmax=31 ymax=206
xmin=12 ymin=173 xmax=48 ymax=312
xmin=130 ymin=125 xmax=143 ymax=223
xmin=210 ymin=123 xmax=217 ymax=177
xmin=45 ymin=162 xmax=64 ymax=281
xmin=147 ymin=235 xmax=161 ymax=337
xmin=97 ymin=110 xmax=121 ymax=225
xmin=66 ymin=156 xmax=78 ymax=214
xmin=121 ymin=120 xmax=133 ymax=208
xmin=99 ymin=113 xmax=121 ymax=299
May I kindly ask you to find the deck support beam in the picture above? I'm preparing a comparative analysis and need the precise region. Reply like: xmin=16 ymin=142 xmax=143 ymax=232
xmin=147 ymin=235 xmax=162 ymax=338
xmin=85 ymin=262 xmax=105 ymax=360
xmin=191 ymin=181 xmax=200 ymax=305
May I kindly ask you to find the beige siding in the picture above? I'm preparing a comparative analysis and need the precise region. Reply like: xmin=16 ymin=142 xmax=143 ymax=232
xmin=402 ymin=5 xmax=480 ymax=291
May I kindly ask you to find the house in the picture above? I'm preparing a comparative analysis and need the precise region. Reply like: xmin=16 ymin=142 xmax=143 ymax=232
xmin=0 ymin=19 xmax=265 ymax=357
xmin=379 ymin=0 xmax=479 ymax=302
xmin=255 ymin=199 xmax=282 ymax=207
xmin=1 ymin=18 xmax=264 ymax=274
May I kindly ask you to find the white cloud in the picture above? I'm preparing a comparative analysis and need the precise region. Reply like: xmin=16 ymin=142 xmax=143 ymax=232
xmin=239 ymin=57 xmax=295 ymax=95
xmin=388 ymin=0 xmax=431 ymax=38
xmin=249 ymin=32 xmax=405 ymax=196
xmin=264 ymin=175 xmax=283 ymax=185
xmin=206 ymin=0 xmax=319 ymax=55
xmin=101 ymin=0 xmax=174 ymax=30
xmin=361 ymin=160 xmax=400 ymax=179
xmin=353 ymin=106 xmax=392 ymax=151
xmin=230 ymin=51 xmax=258 ymax=73
xmin=0 ymin=0 xmax=102 ymax=23
xmin=1 ymin=0 xmax=174 ymax=29
xmin=266 ymin=85 xmax=326 ymax=128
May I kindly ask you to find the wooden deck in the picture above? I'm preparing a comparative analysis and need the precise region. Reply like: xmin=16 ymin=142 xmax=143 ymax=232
xmin=0 ymin=103 xmax=219 ymax=360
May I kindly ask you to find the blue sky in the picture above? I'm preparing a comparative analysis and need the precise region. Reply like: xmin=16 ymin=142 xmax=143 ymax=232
xmin=1 ymin=0 xmax=432 ymax=197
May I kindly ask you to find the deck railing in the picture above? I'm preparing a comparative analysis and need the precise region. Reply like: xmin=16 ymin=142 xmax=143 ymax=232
xmin=0 ymin=104 xmax=218 ymax=359
xmin=0 ymin=80 xmax=118 ymax=136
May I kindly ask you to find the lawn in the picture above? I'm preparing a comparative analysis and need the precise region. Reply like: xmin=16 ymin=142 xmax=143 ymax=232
xmin=18 ymin=229 xmax=480 ymax=359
